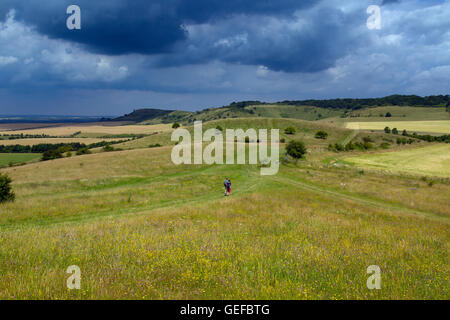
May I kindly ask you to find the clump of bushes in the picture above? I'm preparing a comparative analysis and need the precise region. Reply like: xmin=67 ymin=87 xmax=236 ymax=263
xmin=42 ymin=149 xmax=63 ymax=161
xmin=286 ymin=140 xmax=307 ymax=159
xmin=103 ymin=145 xmax=115 ymax=152
xmin=172 ymin=123 xmax=181 ymax=129
xmin=329 ymin=139 xmax=375 ymax=152
xmin=0 ymin=173 xmax=15 ymax=203
xmin=76 ymin=148 xmax=92 ymax=156
xmin=284 ymin=127 xmax=296 ymax=135
xmin=315 ymin=130 xmax=328 ymax=140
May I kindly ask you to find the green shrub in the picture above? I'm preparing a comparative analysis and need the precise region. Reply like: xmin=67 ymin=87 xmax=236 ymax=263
xmin=172 ymin=123 xmax=181 ymax=129
xmin=0 ymin=173 xmax=15 ymax=203
xmin=76 ymin=148 xmax=92 ymax=155
xmin=42 ymin=149 xmax=63 ymax=161
xmin=384 ymin=126 xmax=391 ymax=134
xmin=103 ymin=145 xmax=115 ymax=152
xmin=392 ymin=128 xmax=399 ymax=135
xmin=284 ymin=127 xmax=296 ymax=135
xmin=334 ymin=143 xmax=344 ymax=152
xmin=315 ymin=130 xmax=328 ymax=140
xmin=216 ymin=125 xmax=223 ymax=132
xmin=285 ymin=140 xmax=307 ymax=159
xmin=380 ymin=142 xmax=390 ymax=149
xmin=280 ymin=138 xmax=286 ymax=143
xmin=385 ymin=112 xmax=392 ymax=117
xmin=345 ymin=142 xmax=356 ymax=151
xmin=149 ymin=144 xmax=162 ymax=148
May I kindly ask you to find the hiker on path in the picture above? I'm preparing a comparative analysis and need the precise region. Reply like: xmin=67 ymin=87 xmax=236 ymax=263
xmin=224 ymin=178 xmax=231 ymax=196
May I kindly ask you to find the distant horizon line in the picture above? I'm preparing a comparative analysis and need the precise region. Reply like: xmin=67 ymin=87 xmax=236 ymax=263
xmin=1 ymin=93 xmax=448 ymax=118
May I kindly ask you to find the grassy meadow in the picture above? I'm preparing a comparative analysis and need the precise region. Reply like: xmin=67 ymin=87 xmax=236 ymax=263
xmin=343 ymin=144 xmax=450 ymax=178
xmin=0 ymin=117 xmax=449 ymax=300
xmin=0 ymin=153 xmax=41 ymax=168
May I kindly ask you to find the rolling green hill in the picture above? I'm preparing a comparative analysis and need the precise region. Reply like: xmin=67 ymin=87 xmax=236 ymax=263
xmin=114 ymin=95 xmax=450 ymax=125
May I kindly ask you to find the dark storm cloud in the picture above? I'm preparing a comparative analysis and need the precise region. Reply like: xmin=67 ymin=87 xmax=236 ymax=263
xmin=0 ymin=0 xmax=319 ymax=55
xmin=156 ymin=7 xmax=366 ymax=73
xmin=382 ymin=0 xmax=401 ymax=5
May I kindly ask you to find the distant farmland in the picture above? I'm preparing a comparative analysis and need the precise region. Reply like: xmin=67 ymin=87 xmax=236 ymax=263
xmin=0 ymin=124 xmax=172 ymax=137
xmin=345 ymin=120 xmax=450 ymax=134
xmin=0 ymin=138 xmax=124 ymax=146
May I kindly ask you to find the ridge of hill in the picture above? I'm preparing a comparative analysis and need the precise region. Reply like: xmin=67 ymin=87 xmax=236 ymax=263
xmin=113 ymin=108 xmax=176 ymax=122
xmin=114 ymin=95 xmax=450 ymax=124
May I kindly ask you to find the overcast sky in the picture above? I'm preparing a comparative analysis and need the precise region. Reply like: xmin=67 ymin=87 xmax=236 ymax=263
xmin=0 ymin=0 xmax=449 ymax=116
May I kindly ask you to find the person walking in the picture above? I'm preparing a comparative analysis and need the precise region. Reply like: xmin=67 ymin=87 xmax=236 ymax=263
xmin=224 ymin=178 xmax=230 ymax=196
xmin=227 ymin=179 xmax=231 ymax=196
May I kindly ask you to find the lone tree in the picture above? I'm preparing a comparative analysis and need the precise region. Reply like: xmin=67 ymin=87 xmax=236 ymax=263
xmin=0 ymin=173 xmax=15 ymax=203
xmin=284 ymin=126 xmax=296 ymax=135
xmin=385 ymin=112 xmax=392 ymax=118
xmin=392 ymin=128 xmax=399 ymax=135
xmin=315 ymin=130 xmax=328 ymax=140
xmin=172 ymin=122 xmax=181 ymax=129
xmin=286 ymin=140 xmax=307 ymax=159
xmin=384 ymin=126 xmax=391 ymax=134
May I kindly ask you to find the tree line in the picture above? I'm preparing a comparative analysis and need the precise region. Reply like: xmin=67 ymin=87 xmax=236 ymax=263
xmin=222 ymin=95 xmax=449 ymax=111
xmin=0 ymin=139 xmax=130 ymax=154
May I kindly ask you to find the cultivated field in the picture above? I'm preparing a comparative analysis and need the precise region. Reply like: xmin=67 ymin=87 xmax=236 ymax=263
xmin=0 ymin=138 xmax=124 ymax=146
xmin=0 ymin=118 xmax=448 ymax=300
xmin=345 ymin=120 xmax=450 ymax=134
xmin=343 ymin=106 xmax=450 ymax=122
xmin=343 ymin=144 xmax=450 ymax=178
xmin=0 ymin=124 xmax=172 ymax=137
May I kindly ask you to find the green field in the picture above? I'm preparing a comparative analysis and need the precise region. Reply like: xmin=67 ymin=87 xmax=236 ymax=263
xmin=345 ymin=120 xmax=450 ymax=134
xmin=343 ymin=144 xmax=450 ymax=178
xmin=0 ymin=118 xmax=449 ymax=300
xmin=0 ymin=153 xmax=41 ymax=167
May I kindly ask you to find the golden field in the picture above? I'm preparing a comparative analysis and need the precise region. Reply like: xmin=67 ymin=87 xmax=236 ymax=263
xmin=0 ymin=138 xmax=123 ymax=146
xmin=0 ymin=124 xmax=172 ymax=137
xmin=345 ymin=120 xmax=450 ymax=134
